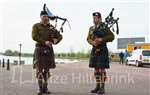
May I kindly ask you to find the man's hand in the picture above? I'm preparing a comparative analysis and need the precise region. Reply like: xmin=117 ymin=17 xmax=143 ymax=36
xmin=94 ymin=40 xmax=99 ymax=46
xmin=53 ymin=38 xmax=58 ymax=45
xmin=94 ymin=38 xmax=103 ymax=46
xmin=45 ymin=41 xmax=52 ymax=47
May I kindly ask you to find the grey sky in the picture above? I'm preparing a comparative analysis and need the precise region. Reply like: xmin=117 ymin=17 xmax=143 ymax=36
xmin=0 ymin=0 xmax=149 ymax=53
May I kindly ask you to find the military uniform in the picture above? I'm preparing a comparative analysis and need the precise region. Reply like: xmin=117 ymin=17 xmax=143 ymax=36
xmin=87 ymin=15 xmax=114 ymax=94
xmin=87 ymin=22 xmax=114 ymax=69
xmin=32 ymin=23 xmax=62 ymax=70
xmin=32 ymin=22 xmax=62 ymax=95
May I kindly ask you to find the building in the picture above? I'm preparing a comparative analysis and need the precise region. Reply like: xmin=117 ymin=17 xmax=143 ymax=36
xmin=127 ymin=43 xmax=150 ymax=53
xmin=117 ymin=37 xmax=145 ymax=52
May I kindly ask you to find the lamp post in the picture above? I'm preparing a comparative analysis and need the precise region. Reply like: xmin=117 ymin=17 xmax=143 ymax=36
xmin=19 ymin=44 xmax=22 ymax=65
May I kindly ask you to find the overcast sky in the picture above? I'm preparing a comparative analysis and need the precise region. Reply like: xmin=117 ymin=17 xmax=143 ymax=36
xmin=0 ymin=0 xmax=149 ymax=53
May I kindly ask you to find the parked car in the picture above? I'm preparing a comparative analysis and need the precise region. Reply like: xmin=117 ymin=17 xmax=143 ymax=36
xmin=125 ymin=49 xmax=150 ymax=67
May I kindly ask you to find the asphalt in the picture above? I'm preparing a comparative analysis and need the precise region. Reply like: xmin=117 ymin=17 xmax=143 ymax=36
xmin=0 ymin=61 xmax=150 ymax=95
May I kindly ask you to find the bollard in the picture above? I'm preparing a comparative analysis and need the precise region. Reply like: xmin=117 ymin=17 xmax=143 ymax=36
xmin=7 ymin=59 xmax=10 ymax=70
xmin=0 ymin=60 xmax=1 ymax=67
xmin=2 ymin=59 xmax=5 ymax=68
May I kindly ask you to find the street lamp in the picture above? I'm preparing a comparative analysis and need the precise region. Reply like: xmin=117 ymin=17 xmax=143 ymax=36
xmin=19 ymin=44 xmax=22 ymax=65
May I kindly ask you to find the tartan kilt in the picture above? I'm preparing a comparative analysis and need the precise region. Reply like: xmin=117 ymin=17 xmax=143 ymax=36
xmin=89 ymin=46 xmax=110 ymax=69
xmin=33 ymin=47 xmax=56 ymax=69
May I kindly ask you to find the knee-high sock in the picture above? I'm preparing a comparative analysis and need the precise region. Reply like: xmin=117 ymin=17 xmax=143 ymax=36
xmin=37 ymin=72 xmax=44 ymax=88
xmin=43 ymin=71 xmax=50 ymax=88
xmin=95 ymin=72 xmax=101 ymax=88
xmin=104 ymin=71 xmax=107 ymax=81
xmin=100 ymin=72 xmax=105 ymax=89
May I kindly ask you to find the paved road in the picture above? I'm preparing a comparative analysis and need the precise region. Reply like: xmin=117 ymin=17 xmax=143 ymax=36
xmin=0 ymin=62 xmax=150 ymax=95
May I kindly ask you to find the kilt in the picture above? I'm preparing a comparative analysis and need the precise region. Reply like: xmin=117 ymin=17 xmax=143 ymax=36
xmin=89 ymin=46 xmax=110 ymax=69
xmin=33 ymin=46 xmax=56 ymax=70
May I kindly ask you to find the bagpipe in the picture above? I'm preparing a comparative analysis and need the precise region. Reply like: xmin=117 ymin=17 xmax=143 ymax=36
xmin=105 ymin=8 xmax=119 ymax=35
xmin=43 ymin=4 xmax=71 ymax=33
xmin=94 ymin=8 xmax=119 ymax=38
xmin=93 ymin=8 xmax=119 ymax=52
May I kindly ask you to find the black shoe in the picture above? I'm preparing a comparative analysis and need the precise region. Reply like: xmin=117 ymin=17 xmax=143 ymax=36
xmin=91 ymin=86 xmax=100 ymax=93
xmin=98 ymin=88 xmax=105 ymax=94
xmin=37 ymin=88 xmax=44 ymax=95
xmin=43 ymin=87 xmax=51 ymax=94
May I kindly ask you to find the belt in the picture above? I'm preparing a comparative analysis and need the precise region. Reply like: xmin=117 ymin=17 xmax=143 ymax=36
xmin=35 ymin=43 xmax=50 ymax=48
xmin=94 ymin=44 xmax=107 ymax=47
